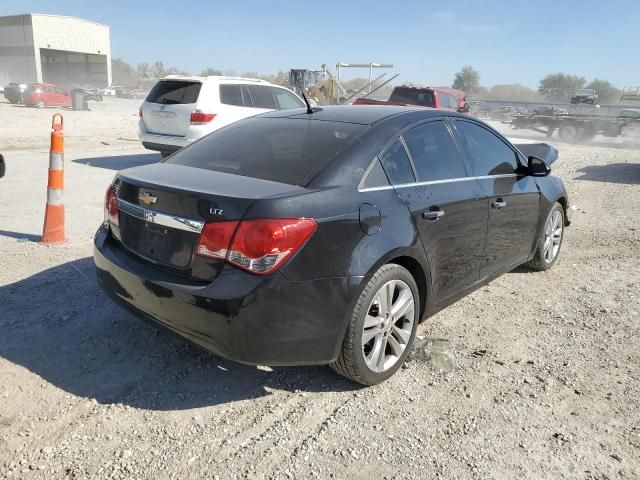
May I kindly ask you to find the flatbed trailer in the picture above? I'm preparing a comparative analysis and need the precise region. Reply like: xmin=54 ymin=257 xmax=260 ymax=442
xmin=507 ymin=112 xmax=638 ymax=142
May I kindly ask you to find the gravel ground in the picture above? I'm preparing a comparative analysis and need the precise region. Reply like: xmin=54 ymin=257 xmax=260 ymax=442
xmin=0 ymin=104 xmax=639 ymax=479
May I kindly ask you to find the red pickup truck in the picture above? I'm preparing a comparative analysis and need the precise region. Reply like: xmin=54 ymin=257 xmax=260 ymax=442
xmin=353 ymin=85 xmax=468 ymax=112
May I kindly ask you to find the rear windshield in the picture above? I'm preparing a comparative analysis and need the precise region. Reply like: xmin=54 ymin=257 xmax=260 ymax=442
xmin=389 ymin=87 xmax=435 ymax=107
xmin=165 ymin=118 xmax=366 ymax=186
xmin=146 ymin=80 xmax=201 ymax=104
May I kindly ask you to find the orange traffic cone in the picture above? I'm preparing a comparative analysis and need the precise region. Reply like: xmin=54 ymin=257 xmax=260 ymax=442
xmin=40 ymin=114 xmax=66 ymax=245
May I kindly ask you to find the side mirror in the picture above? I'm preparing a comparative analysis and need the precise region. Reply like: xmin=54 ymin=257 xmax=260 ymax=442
xmin=528 ymin=156 xmax=551 ymax=176
xmin=0 ymin=154 xmax=5 ymax=179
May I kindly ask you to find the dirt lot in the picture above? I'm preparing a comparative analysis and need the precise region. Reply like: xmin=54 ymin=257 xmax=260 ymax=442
xmin=0 ymin=101 xmax=639 ymax=479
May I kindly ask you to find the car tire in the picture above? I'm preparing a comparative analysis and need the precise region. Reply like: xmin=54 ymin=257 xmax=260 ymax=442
xmin=558 ymin=124 xmax=581 ymax=143
xmin=35 ymin=99 xmax=46 ymax=109
xmin=330 ymin=264 xmax=419 ymax=386
xmin=525 ymin=202 xmax=565 ymax=271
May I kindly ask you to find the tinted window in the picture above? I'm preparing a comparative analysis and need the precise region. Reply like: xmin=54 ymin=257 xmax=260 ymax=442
xmin=379 ymin=140 xmax=415 ymax=185
xmin=273 ymin=88 xmax=304 ymax=109
xmin=389 ymin=87 xmax=435 ymax=107
xmin=403 ymin=121 xmax=467 ymax=181
xmin=166 ymin=118 xmax=365 ymax=186
xmin=147 ymin=81 xmax=201 ymax=104
xmin=455 ymin=121 xmax=519 ymax=176
xmin=361 ymin=159 xmax=390 ymax=189
xmin=247 ymin=85 xmax=276 ymax=109
xmin=219 ymin=84 xmax=245 ymax=106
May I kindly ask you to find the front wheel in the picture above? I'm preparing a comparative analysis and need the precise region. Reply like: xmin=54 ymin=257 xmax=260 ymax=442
xmin=330 ymin=264 xmax=419 ymax=385
xmin=35 ymin=99 xmax=46 ymax=109
xmin=525 ymin=202 xmax=565 ymax=271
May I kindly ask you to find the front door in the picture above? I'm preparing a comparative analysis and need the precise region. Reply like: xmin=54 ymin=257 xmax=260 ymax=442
xmin=379 ymin=119 xmax=489 ymax=303
xmin=452 ymin=119 xmax=540 ymax=278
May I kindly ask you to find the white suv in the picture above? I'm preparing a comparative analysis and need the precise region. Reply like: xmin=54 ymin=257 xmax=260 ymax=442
xmin=138 ymin=76 xmax=305 ymax=157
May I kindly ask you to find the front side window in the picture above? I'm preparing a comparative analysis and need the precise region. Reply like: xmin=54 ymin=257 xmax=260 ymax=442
xmin=454 ymin=121 xmax=519 ymax=176
xmin=379 ymin=140 xmax=415 ymax=185
xmin=403 ymin=121 xmax=467 ymax=182
xmin=272 ymin=88 xmax=304 ymax=109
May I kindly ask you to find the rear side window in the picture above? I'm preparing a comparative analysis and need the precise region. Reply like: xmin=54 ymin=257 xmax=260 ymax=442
xmin=403 ymin=121 xmax=467 ymax=182
xmin=166 ymin=118 xmax=365 ymax=186
xmin=454 ymin=121 xmax=519 ymax=176
xmin=379 ymin=140 xmax=415 ymax=185
xmin=219 ymin=84 xmax=245 ymax=106
xmin=146 ymin=81 xmax=201 ymax=104
xmin=247 ymin=85 xmax=276 ymax=109
xmin=389 ymin=87 xmax=435 ymax=108
xmin=272 ymin=88 xmax=304 ymax=109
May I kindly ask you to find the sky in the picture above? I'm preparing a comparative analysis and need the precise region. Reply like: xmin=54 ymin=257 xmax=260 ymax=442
xmin=2 ymin=0 xmax=639 ymax=89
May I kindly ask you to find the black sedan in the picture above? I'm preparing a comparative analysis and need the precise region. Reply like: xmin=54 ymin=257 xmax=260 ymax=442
xmin=94 ymin=106 xmax=572 ymax=385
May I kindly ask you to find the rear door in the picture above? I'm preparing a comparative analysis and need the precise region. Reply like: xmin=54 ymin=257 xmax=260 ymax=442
xmin=452 ymin=119 xmax=540 ymax=278
xmin=141 ymin=80 xmax=202 ymax=136
xmin=380 ymin=119 xmax=488 ymax=302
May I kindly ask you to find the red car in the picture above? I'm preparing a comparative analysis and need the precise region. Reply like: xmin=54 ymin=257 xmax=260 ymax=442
xmin=23 ymin=83 xmax=72 ymax=108
xmin=353 ymin=85 xmax=468 ymax=112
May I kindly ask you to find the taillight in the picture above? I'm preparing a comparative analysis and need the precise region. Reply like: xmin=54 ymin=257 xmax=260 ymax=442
xmin=190 ymin=112 xmax=216 ymax=124
xmin=104 ymin=185 xmax=119 ymax=226
xmin=195 ymin=218 xmax=317 ymax=275
xmin=195 ymin=221 xmax=239 ymax=259
xmin=139 ymin=107 xmax=143 ymax=118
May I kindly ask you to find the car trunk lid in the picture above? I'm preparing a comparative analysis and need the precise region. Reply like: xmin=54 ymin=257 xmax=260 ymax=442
xmin=111 ymin=164 xmax=304 ymax=281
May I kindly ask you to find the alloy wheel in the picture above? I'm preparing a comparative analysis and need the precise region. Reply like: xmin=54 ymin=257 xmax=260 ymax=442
xmin=543 ymin=210 xmax=563 ymax=263
xmin=362 ymin=279 xmax=415 ymax=373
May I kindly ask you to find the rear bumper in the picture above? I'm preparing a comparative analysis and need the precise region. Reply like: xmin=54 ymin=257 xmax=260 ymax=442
xmin=138 ymin=132 xmax=191 ymax=152
xmin=93 ymin=226 xmax=362 ymax=365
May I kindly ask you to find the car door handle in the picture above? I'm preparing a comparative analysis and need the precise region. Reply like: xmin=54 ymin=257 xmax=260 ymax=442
xmin=492 ymin=199 xmax=507 ymax=210
xmin=422 ymin=209 xmax=445 ymax=221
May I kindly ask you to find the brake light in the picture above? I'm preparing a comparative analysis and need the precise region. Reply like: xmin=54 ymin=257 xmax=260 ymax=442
xmin=104 ymin=184 xmax=119 ymax=226
xmin=190 ymin=112 xmax=216 ymax=124
xmin=195 ymin=218 xmax=317 ymax=274
xmin=139 ymin=107 xmax=143 ymax=118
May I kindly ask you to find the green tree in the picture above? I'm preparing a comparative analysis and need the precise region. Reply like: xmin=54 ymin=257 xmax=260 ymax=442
xmin=585 ymin=79 xmax=620 ymax=104
xmin=200 ymin=67 xmax=223 ymax=76
xmin=452 ymin=66 xmax=480 ymax=95
xmin=538 ymin=73 xmax=585 ymax=102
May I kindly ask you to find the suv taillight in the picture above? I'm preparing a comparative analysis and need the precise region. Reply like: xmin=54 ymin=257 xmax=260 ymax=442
xmin=104 ymin=185 xmax=119 ymax=226
xmin=195 ymin=218 xmax=317 ymax=274
xmin=190 ymin=112 xmax=216 ymax=124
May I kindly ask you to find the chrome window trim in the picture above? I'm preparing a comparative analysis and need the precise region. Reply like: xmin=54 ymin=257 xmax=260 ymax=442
xmin=117 ymin=198 xmax=205 ymax=233
xmin=358 ymin=174 xmax=517 ymax=192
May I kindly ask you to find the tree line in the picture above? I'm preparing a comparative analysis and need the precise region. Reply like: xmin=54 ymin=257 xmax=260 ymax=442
xmin=453 ymin=65 xmax=625 ymax=104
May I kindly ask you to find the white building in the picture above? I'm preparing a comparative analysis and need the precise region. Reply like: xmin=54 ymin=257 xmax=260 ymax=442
xmin=0 ymin=13 xmax=112 ymax=86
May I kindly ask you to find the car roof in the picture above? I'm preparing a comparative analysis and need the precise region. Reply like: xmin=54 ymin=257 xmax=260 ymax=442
xmin=260 ymin=105 xmax=451 ymax=125
xmin=161 ymin=75 xmax=272 ymax=85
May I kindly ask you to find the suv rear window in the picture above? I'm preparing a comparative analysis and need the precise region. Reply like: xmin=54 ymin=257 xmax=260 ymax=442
xmin=166 ymin=118 xmax=366 ymax=186
xmin=389 ymin=87 xmax=435 ymax=107
xmin=146 ymin=81 xmax=201 ymax=104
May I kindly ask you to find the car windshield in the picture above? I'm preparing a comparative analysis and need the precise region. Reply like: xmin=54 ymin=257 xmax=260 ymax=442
xmin=165 ymin=117 xmax=366 ymax=186
xmin=575 ymin=89 xmax=593 ymax=95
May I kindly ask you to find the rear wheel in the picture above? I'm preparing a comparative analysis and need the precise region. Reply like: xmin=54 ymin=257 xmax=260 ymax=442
xmin=330 ymin=264 xmax=419 ymax=385
xmin=525 ymin=202 xmax=564 ymax=271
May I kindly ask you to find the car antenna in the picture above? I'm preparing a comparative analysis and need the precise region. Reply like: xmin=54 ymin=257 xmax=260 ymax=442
xmin=297 ymin=80 xmax=315 ymax=114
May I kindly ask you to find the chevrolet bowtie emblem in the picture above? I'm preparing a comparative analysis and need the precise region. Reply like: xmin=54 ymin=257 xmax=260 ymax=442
xmin=138 ymin=191 xmax=157 ymax=205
